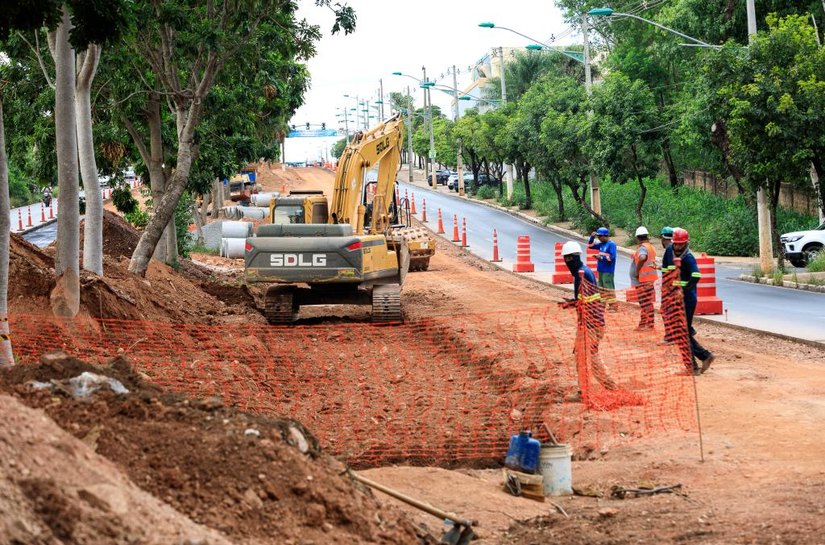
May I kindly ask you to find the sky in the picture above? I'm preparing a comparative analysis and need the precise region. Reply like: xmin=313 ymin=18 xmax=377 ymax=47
xmin=285 ymin=0 xmax=576 ymax=161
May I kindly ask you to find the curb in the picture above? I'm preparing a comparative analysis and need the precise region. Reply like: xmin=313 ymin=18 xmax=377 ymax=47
xmin=18 ymin=218 xmax=58 ymax=236
xmin=737 ymin=274 xmax=825 ymax=294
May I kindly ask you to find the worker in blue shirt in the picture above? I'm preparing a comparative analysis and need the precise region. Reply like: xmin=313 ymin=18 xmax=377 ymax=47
xmin=659 ymin=227 xmax=678 ymax=343
xmin=558 ymin=241 xmax=617 ymax=394
xmin=588 ymin=227 xmax=617 ymax=306
xmin=666 ymin=228 xmax=715 ymax=375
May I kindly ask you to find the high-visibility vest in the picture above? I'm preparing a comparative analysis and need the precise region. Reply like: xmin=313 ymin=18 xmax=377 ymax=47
xmin=633 ymin=242 xmax=658 ymax=284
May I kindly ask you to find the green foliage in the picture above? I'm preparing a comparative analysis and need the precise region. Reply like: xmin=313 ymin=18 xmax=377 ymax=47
xmin=807 ymin=253 xmax=825 ymax=273
xmin=476 ymin=186 xmax=497 ymax=200
xmin=8 ymin=161 xmax=34 ymax=208
xmin=331 ymin=137 xmax=347 ymax=159
xmin=175 ymin=192 xmax=194 ymax=258
xmin=111 ymin=186 xmax=137 ymax=214
xmin=124 ymin=208 xmax=149 ymax=229
xmin=191 ymin=242 xmax=219 ymax=256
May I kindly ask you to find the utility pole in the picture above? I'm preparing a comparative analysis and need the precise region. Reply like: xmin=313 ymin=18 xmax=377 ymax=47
xmin=453 ymin=65 xmax=465 ymax=196
xmin=406 ymin=85 xmax=414 ymax=184
xmin=379 ymin=79 xmax=384 ymax=121
xmin=423 ymin=66 xmax=437 ymax=189
xmin=498 ymin=47 xmax=513 ymax=200
xmin=583 ymin=13 xmax=601 ymax=215
xmin=747 ymin=0 xmax=774 ymax=273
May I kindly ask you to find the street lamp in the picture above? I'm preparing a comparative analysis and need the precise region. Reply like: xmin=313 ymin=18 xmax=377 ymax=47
xmin=392 ymin=70 xmax=439 ymax=189
xmin=587 ymin=7 xmax=720 ymax=49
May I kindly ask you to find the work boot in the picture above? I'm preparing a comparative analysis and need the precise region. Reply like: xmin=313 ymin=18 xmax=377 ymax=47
xmin=700 ymin=353 xmax=715 ymax=374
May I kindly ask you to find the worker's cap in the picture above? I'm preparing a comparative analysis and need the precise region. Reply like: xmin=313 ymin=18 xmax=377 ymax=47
xmin=635 ymin=226 xmax=649 ymax=237
xmin=596 ymin=227 xmax=610 ymax=236
xmin=660 ymin=226 xmax=674 ymax=239
xmin=561 ymin=241 xmax=582 ymax=256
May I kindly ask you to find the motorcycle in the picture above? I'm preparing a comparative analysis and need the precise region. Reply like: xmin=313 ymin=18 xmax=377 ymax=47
xmin=42 ymin=193 xmax=52 ymax=208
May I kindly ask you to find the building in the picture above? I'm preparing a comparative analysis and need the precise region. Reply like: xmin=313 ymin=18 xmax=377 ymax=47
xmin=452 ymin=47 xmax=520 ymax=116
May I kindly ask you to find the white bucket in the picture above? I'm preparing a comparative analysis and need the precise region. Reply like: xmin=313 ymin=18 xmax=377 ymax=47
xmin=221 ymin=220 xmax=253 ymax=238
xmin=539 ymin=444 xmax=573 ymax=496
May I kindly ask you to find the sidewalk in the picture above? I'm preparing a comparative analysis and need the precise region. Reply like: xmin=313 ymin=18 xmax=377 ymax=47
xmin=400 ymin=165 xmax=760 ymax=266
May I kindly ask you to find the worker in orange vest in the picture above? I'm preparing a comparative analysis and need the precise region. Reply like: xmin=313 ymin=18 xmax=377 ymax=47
xmin=630 ymin=226 xmax=657 ymax=330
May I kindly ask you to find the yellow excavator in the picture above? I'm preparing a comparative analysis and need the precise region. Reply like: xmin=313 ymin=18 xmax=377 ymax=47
xmin=244 ymin=113 xmax=434 ymax=323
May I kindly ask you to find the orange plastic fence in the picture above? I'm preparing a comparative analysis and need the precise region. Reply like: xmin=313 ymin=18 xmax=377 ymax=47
xmin=9 ymin=286 xmax=697 ymax=468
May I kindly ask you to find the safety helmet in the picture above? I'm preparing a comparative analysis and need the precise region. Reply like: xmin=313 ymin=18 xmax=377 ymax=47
xmin=596 ymin=227 xmax=610 ymax=236
xmin=561 ymin=241 xmax=582 ymax=256
xmin=635 ymin=226 xmax=649 ymax=237
xmin=672 ymin=227 xmax=689 ymax=244
xmin=660 ymin=226 xmax=674 ymax=239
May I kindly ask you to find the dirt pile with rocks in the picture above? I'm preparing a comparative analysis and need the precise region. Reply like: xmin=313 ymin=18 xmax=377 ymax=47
xmin=0 ymin=353 xmax=429 ymax=545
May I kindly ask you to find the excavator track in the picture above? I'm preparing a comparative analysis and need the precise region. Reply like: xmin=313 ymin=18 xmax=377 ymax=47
xmin=264 ymin=285 xmax=296 ymax=324
xmin=371 ymin=284 xmax=402 ymax=323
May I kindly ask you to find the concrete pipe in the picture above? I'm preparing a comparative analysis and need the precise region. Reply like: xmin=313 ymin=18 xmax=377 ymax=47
xmin=222 ymin=237 xmax=246 ymax=259
xmin=221 ymin=220 xmax=253 ymax=239
xmin=252 ymin=192 xmax=278 ymax=207
xmin=236 ymin=206 xmax=267 ymax=219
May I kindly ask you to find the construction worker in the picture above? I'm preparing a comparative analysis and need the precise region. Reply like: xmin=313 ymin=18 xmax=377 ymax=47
xmin=659 ymin=226 xmax=678 ymax=343
xmin=558 ymin=241 xmax=618 ymax=394
xmin=587 ymin=227 xmax=616 ymax=305
xmin=630 ymin=226 xmax=657 ymax=330
xmin=664 ymin=228 xmax=715 ymax=374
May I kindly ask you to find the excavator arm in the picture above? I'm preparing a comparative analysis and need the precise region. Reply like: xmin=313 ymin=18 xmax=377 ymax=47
xmin=330 ymin=113 xmax=404 ymax=235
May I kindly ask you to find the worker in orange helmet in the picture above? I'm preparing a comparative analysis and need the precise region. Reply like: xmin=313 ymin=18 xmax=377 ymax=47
xmin=664 ymin=228 xmax=715 ymax=375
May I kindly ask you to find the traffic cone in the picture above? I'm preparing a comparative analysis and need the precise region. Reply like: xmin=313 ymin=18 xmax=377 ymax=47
xmin=49 ymin=202 xmax=54 ymax=219
xmin=395 ymin=186 xmax=400 ymax=204
xmin=26 ymin=206 xmax=33 ymax=227
xmin=422 ymin=199 xmax=427 ymax=222
xmin=460 ymin=217 xmax=469 ymax=248
xmin=405 ymin=189 xmax=409 ymax=205
xmin=17 ymin=209 xmax=23 ymax=231
xmin=411 ymin=193 xmax=417 ymax=215
xmin=451 ymin=214 xmax=460 ymax=242
xmin=491 ymin=229 xmax=501 ymax=262
xmin=550 ymin=242 xmax=574 ymax=283
xmin=513 ymin=235 xmax=535 ymax=273
xmin=436 ymin=209 xmax=445 ymax=234
xmin=695 ymin=253 xmax=724 ymax=315
xmin=40 ymin=205 xmax=46 ymax=223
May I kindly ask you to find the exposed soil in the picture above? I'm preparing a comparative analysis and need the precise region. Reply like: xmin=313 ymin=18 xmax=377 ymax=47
xmin=5 ymin=165 xmax=825 ymax=544
xmin=0 ymin=353 xmax=427 ymax=545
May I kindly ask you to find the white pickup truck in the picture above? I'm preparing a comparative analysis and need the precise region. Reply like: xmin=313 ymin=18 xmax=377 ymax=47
xmin=780 ymin=221 xmax=825 ymax=267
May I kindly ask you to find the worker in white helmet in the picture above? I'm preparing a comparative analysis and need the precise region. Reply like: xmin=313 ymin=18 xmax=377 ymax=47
xmin=558 ymin=241 xmax=618 ymax=395
xmin=630 ymin=226 xmax=658 ymax=330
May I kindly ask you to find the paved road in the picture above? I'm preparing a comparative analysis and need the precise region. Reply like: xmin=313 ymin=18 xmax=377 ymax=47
xmin=400 ymin=181 xmax=825 ymax=344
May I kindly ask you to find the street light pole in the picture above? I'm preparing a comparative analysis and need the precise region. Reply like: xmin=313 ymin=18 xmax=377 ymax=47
xmin=423 ymin=66 xmax=438 ymax=189
xmin=498 ymin=47 xmax=514 ymax=200
xmin=379 ymin=78 xmax=385 ymax=122
xmin=583 ymin=13 xmax=602 ymax=215
xmin=745 ymin=0 xmax=773 ymax=272
xmin=452 ymin=65 xmax=465 ymax=196
xmin=406 ymin=85 xmax=414 ymax=184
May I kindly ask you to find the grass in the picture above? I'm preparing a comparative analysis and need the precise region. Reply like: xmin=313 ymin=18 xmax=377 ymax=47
xmin=190 ymin=243 xmax=219 ymax=255
xmin=806 ymin=252 xmax=825 ymax=273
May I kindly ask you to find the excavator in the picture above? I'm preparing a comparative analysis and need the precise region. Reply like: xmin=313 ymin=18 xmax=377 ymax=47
xmin=244 ymin=113 xmax=434 ymax=324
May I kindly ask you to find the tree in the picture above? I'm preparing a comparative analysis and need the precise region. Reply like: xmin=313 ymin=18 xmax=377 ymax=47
xmin=331 ymin=137 xmax=347 ymax=159
xmin=124 ymin=0 xmax=354 ymax=277
xmin=587 ymin=72 xmax=662 ymax=223
xmin=453 ymin=108 xmax=484 ymax=184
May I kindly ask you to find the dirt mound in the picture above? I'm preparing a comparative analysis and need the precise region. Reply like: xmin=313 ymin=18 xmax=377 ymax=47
xmin=81 ymin=210 xmax=142 ymax=259
xmin=0 ymin=353 xmax=427 ymax=544
xmin=9 ymin=231 xmax=264 ymax=324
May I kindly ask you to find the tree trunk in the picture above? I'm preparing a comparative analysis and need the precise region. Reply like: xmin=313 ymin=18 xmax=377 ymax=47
xmin=769 ymin=180 xmax=783 ymax=269
xmin=49 ymin=8 xmax=80 ymax=317
xmin=570 ymin=175 xmax=609 ymax=226
xmin=76 ymin=44 xmax=103 ymax=276
xmin=661 ymin=135 xmax=679 ymax=188
xmin=550 ymin=177 xmax=562 ymax=220
xmin=636 ymin=176 xmax=647 ymax=224
xmin=191 ymin=200 xmax=204 ymax=246
xmin=811 ymin=156 xmax=825 ymax=223
xmin=0 ymin=98 xmax=15 ymax=366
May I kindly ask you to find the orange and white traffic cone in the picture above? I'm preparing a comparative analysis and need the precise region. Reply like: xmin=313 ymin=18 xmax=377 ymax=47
xmin=451 ymin=214 xmax=460 ymax=242
xmin=395 ymin=186 xmax=400 ymax=204
xmin=17 ymin=209 xmax=23 ymax=231
xmin=436 ymin=208 xmax=445 ymax=234
xmin=411 ymin=193 xmax=417 ymax=215
xmin=26 ymin=206 xmax=33 ymax=227
xmin=513 ymin=235 xmax=535 ymax=273
xmin=40 ymin=205 xmax=46 ymax=223
xmin=422 ymin=199 xmax=427 ymax=222
xmin=49 ymin=202 xmax=55 ymax=219
xmin=491 ymin=229 xmax=502 ymax=262
xmin=461 ymin=217 xmax=469 ymax=248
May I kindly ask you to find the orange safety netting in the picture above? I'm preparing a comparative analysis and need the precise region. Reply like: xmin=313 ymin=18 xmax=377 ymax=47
xmin=8 ymin=276 xmax=696 ymax=468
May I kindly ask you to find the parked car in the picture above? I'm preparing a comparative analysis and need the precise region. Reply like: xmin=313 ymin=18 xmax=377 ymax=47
xmin=434 ymin=169 xmax=452 ymax=185
xmin=781 ymin=221 xmax=825 ymax=267
xmin=446 ymin=173 xmax=460 ymax=190
xmin=476 ymin=173 xmax=500 ymax=186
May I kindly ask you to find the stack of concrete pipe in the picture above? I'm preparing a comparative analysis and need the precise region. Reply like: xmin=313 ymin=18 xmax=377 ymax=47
xmin=220 ymin=221 xmax=253 ymax=258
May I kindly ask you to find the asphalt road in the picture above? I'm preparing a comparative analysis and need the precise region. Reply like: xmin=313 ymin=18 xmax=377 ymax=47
xmin=400 ymin=180 xmax=825 ymax=344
